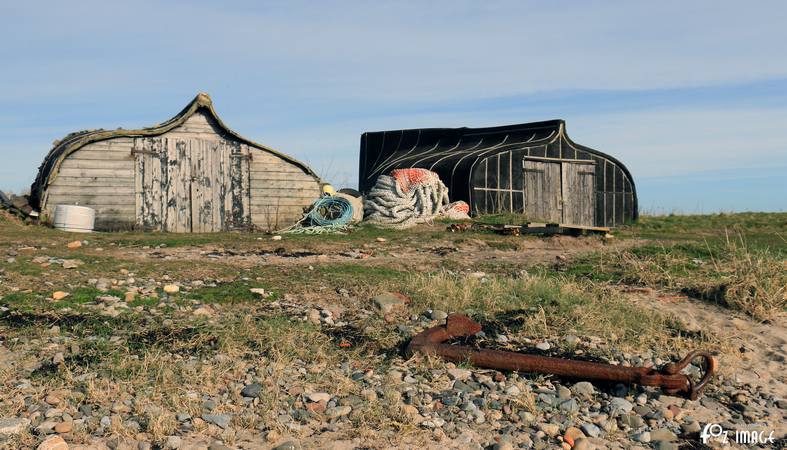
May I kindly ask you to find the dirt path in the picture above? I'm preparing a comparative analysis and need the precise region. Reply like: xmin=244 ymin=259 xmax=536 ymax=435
xmin=113 ymin=234 xmax=640 ymax=272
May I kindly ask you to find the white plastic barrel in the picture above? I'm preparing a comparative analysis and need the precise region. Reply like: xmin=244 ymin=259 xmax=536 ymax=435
xmin=53 ymin=205 xmax=96 ymax=233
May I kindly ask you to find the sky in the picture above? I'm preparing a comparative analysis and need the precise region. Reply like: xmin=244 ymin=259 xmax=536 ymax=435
xmin=1 ymin=1 xmax=785 ymax=213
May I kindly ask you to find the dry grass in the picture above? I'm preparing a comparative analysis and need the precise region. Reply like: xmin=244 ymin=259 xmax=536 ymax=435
xmin=405 ymin=271 xmax=718 ymax=355
xmin=572 ymin=230 xmax=785 ymax=321
xmin=698 ymin=231 xmax=786 ymax=321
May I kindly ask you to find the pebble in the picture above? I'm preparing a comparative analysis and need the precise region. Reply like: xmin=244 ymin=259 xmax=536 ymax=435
xmin=609 ymin=397 xmax=633 ymax=415
xmin=649 ymin=428 xmax=677 ymax=442
xmin=559 ymin=398 xmax=580 ymax=413
xmin=535 ymin=342 xmax=551 ymax=351
xmin=431 ymin=310 xmax=448 ymax=321
xmin=372 ymin=292 xmax=407 ymax=314
xmin=62 ymin=260 xmax=83 ymax=269
xmin=241 ymin=383 xmax=262 ymax=398
xmin=619 ymin=414 xmax=644 ymax=428
xmin=0 ymin=417 xmax=30 ymax=435
xmin=447 ymin=368 xmax=472 ymax=381
xmin=52 ymin=291 xmax=69 ymax=300
xmin=272 ymin=442 xmax=297 ymax=450
xmin=37 ymin=435 xmax=68 ymax=450
xmin=505 ymin=385 xmax=521 ymax=396
xmin=563 ymin=426 xmax=585 ymax=445
xmin=163 ymin=284 xmax=180 ymax=294
xmin=632 ymin=431 xmax=651 ymax=443
xmin=307 ymin=392 xmax=332 ymax=403
xmin=66 ymin=241 xmax=82 ymax=249
xmin=538 ymin=423 xmax=560 ymax=437
xmin=50 ymin=420 xmax=70 ymax=433
xmin=571 ymin=381 xmax=595 ymax=398
xmin=165 ymin=435 xmax=182 ymax=449
xmin=202 ymin=413 xmax=231 ymax=429
xmin=581 ymin=422 xmax=601 ymax=438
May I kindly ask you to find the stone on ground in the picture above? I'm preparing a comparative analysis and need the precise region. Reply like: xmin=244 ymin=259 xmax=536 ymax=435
xmin=372 ymin=292 xmax=408 ymax=314
xmin=0 ymin=417 xmax=30 ymax=435
xmin=37 ymin=435 xmax=68 ymax=450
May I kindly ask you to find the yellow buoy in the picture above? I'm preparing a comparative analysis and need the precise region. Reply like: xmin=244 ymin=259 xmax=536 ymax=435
xmin=321 ymin=184 xmax=336 ymax=196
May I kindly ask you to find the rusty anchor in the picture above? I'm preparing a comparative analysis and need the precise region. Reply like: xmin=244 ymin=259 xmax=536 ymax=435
xmin=406 ymin=314 xmax=717 ymax=400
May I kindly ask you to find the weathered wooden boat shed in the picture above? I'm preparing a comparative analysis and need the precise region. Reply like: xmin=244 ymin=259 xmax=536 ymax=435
xmin=359 ymin=120 xmax=637 ymax=227
xmin=31 ymin=93 xmax=321 ymax=232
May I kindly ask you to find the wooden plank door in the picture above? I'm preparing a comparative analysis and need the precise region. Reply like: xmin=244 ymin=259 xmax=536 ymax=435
xmin=163 ymin=139 xmax=193 ymax=232
xmin=134 ymin=137 xmax=166 ymax=230
xmin=136 ymin=137 xmax=250 ymax=232
xmin=561 ymin=162 xmax=596 ymax=226
xmin=523 ymin=160 xmax=562 ymax=223
xmin=189 ymin=140 xmax=251 ymax=232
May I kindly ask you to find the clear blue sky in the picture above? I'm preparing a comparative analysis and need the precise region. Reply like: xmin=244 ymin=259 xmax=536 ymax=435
xmin=1 ymin=1 xmax=785 ymax=213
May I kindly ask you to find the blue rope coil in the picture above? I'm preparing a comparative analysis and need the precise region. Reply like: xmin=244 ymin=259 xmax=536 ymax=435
xmin=306 ymin=196 xmax=354 ymax=227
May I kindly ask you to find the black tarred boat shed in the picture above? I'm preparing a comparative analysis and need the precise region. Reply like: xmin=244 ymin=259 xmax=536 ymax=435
xmin=358 ymin=119 xmax=637 ymax=227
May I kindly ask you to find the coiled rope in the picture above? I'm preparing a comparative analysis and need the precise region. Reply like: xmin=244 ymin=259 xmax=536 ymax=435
xmin=280 ymin=196 xmax=355 ymax=234
xmin=306 ymin=196 xmax=354 ymax=226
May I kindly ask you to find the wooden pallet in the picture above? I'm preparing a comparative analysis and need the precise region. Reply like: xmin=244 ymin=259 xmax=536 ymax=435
xmin=469 ymin=222 xmax=610 ymax=237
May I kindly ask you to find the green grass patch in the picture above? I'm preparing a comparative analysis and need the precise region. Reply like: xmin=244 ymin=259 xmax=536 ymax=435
xmin=0 ymin=258 xmax=45 ymax=276
xmin=316 ymin=263 xmax=404 ymax=278
xmin=128 ymin=296 xmax=161 ymax=308
xmin=186 ymin=280 xmax=279 ymax=304
xmin=619 ymin=212 xmax=787 ymax=252
xmin=0 ymin=287 xmax=125 ymax=309
xmin=485 ymin=239 xmax=520 ymax=251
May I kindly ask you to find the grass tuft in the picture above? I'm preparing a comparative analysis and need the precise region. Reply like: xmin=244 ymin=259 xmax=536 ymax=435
xmin=405 ymin=271 xmax=711 ymax=354
xmin=566 ymin=230 xmax=785 ymax=321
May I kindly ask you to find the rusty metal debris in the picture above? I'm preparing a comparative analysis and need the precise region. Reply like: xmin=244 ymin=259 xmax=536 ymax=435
xmin=406 ymin=314 xmax=717 ymax=400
